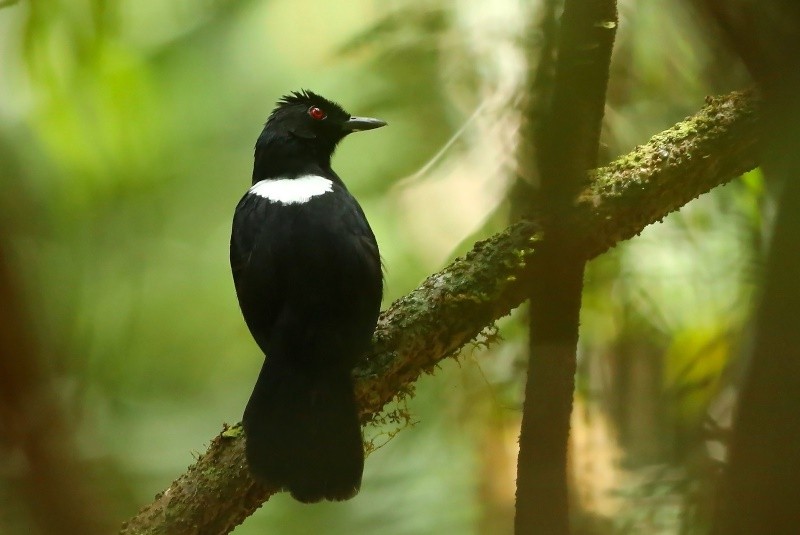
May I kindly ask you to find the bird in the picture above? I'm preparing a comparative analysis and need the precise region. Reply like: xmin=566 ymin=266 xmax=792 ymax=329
xmin=229 ymin=90 xmax=385 ymax=503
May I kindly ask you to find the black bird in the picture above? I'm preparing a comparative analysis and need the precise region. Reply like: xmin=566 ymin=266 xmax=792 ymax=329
xmin=230 ymin=90 xmax=385 ymax=503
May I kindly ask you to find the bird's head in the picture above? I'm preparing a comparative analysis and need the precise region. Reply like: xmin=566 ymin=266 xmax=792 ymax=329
xmin=253 ymin=90 xmax=386 ymax=179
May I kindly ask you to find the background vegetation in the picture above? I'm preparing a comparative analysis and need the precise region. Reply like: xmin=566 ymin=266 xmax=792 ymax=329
xmin=0 ymin=0 xmax=769 ymax=533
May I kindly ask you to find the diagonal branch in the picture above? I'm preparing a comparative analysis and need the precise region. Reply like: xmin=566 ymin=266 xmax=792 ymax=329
xmin=120 ymin=90 xmax=758 ymax=535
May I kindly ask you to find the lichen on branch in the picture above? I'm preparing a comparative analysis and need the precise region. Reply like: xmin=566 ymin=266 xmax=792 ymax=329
xmin=120 ymin=90 xmax=758 ymax=535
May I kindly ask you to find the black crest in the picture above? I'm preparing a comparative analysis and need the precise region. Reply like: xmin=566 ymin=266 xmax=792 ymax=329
xmin=267 ymin=89 xmax=349 ymax=125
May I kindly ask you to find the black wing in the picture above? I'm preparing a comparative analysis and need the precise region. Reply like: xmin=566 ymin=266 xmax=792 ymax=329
xmin=230 ymin=193 xmax=284 ymax=354
xmin=230 ymin=184 xmax=382 ymax=364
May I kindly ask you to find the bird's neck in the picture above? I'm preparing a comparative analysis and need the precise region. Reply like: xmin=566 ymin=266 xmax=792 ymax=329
xmin=252 ymin=134 xmax=335 ymax=184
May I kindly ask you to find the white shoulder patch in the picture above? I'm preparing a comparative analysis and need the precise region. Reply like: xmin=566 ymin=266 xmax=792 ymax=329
xmin=249 ymin=175 xmax=334 ymax=205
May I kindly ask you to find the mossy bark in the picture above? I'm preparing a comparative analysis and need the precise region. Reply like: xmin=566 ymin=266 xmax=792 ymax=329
xmin=120 ymin=90 xmax=758 ymax=535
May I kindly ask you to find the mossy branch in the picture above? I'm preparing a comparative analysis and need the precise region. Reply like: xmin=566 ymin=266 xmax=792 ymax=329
xmin=120 ymin=90 xmax=758 ymax=535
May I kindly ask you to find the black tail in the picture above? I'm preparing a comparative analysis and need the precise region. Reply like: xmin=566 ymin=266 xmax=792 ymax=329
xmin=242 ymin=357 xmax=364 ymax=503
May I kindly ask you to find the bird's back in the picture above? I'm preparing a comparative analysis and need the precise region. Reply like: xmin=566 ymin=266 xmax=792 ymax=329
xmin=231 ymin=175 xmax=382 ymax=365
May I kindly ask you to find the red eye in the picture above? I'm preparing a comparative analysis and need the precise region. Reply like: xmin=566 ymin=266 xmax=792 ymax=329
xmin=308 ymin=106 xmax=326 ymax=120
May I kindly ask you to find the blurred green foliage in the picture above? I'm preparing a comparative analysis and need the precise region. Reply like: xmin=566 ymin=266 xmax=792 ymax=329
xmin=0 ymin=0 xmax=762 ymax=533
